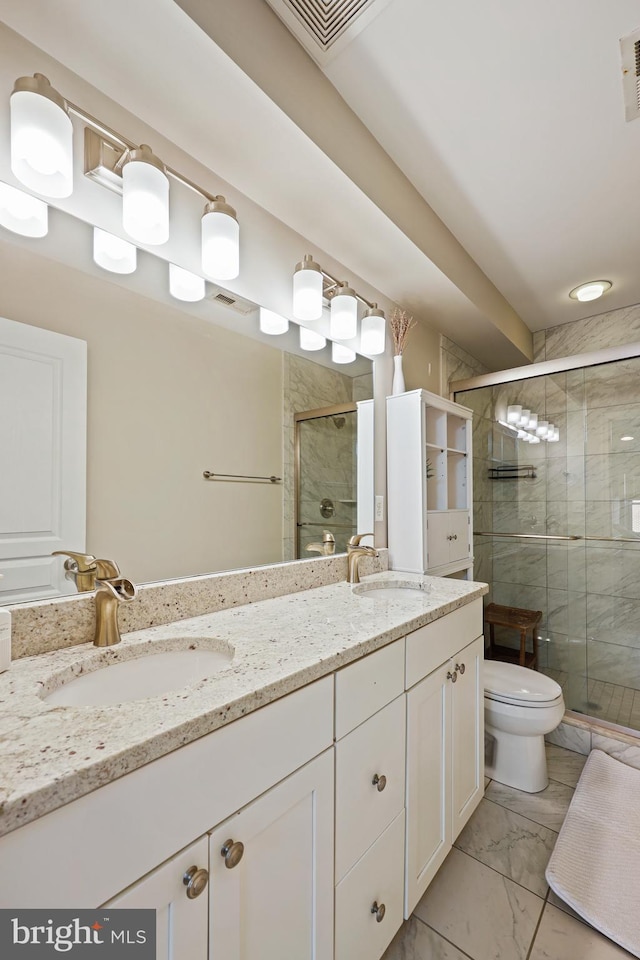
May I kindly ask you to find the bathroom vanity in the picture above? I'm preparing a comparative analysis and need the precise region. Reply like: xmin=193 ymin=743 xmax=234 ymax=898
xmin=0 ymin=572 xmax=486 ymax=960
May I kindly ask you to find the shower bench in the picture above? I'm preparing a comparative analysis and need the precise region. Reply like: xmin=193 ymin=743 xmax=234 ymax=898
xmin=485 ymin=602 xmax=541 ymax=670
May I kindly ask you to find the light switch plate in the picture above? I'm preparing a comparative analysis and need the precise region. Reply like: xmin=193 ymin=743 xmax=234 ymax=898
xmin=375 ymin=495 xmax=384 ymax=521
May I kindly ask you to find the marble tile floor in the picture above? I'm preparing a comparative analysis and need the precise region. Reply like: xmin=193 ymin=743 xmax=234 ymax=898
xmin=382 ymin=743 xmax=634 ymax=960
xmin=543 ymin=668 xmax=640 ymax=730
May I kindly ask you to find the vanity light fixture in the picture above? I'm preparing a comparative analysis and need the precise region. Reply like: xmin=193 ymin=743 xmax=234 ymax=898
xmin=10 ymin=74 xmax=73 ymax=198
xmin=360 ymin=306 xmax=386 ymax=355
xmin=0 ymin=181 xmax=48 ymax=237
xmin=519 ymin=409 xmax=531 ymax=428
xmin=169 ymin=263 xmax=205 ymax=302
xmin=293 ymin=255 xmax=323 ymax=321
xmin=93 ymin=227 xmax=137 ymax=274
xmin=330 ymin=282 xmax=358 ymax=340
xmin=259 ymin=307 xmax=289 ymax=335
xmin=536 ymin=420 xmax=549 ymax=439
xmin=528 ymin=412 xmax=538 ymax=431
xmin=299 ymin=324 xmax=326 ymax=351
xmin=201 ymin=196 xmax=239 ymax=280
xmin=503 ymin=407 xmax=560 ymax=444
xmin=568 ymin=280 xmax=612 ymax=302
xmin=121 ymin=145 xmax=169 ymax=246
xmin=529 ymin=435 xmax=541 ymax=444
xmin=507 ymin=405 xmax=522 ymax=424
xmin=331 ymin=342 xmax=356 ymax=364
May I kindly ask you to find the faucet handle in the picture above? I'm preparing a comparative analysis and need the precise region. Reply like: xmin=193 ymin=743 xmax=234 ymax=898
xmin=348 ymin=533 xmax=375 ymax=548
xmin=51 ymin=550 xmax=97 ymax=572
xmin=94 ymin=558 xmax=121 ymax=580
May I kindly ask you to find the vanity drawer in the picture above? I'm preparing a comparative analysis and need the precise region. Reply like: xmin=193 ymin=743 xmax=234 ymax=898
xmin=335 ymin=810 xmax=405 ymax=960
xmin=335 ymin=638 xmax=405 ymax=739
xmin=405 ymin=599 xmax=482 ymax=689
xmin=335 ymin=694 xmax=406 ymax=882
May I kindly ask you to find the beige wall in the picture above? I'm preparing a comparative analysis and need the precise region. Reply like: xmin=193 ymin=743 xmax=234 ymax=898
xmin=0 ymin=239 xmax=284 ymax=584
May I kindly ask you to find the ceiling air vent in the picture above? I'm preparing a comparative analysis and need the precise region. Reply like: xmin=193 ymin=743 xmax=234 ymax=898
xmin=620 ymin=29 xmax=640 ymax=121
xmin=265 ymin=0 xmax=395 ymax=66
xmin=206 ymin=287 xmax=256 ymax=316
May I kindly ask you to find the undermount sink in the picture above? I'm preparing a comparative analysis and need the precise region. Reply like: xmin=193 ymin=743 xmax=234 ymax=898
xmin=353 ymin=581 xmax=430 ymax=600
xmin=42 ymin=640 xmax=234 ymax=707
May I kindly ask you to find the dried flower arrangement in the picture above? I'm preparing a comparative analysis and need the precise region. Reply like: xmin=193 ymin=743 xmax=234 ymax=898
xmin=389 ymin=308 xmax=416 ymax=356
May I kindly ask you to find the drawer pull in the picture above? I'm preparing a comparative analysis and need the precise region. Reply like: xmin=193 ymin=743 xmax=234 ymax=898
xmin=183 ymin=865 xmax=209 ymax=899
xmin=221 ymin=839 xmax=244 ymax=869
xmin=371 ymin=901 xmax=386 ymax=923
xmin=372 ymin=773 xmax=387 ymax=792
xmin=447 ymin=670 xmax=457 ymax=683
xmin=456 ymin=662 xmax=466 ymax=675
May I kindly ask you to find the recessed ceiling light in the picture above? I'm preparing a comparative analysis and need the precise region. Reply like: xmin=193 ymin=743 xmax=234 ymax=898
xmin=621 ymin=435 xmax=634 ymax=442
xmin=568 ymin=280 xmax=612 ymax=302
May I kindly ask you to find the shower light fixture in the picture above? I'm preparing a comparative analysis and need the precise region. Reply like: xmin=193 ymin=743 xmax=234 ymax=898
xmin=259 ymin=307 xmax=289 ymax=335
xmin=10 ymin=74 xmax=73 ymax=198
xmin=332 ymin=342 xmax=356 ymax=364
xmin=330 ymin=282 xmax=358 ymax=340
xmin=360 ymin=306 xmax=386 ymax=355
xmin=293 ymin=255 xmax=323 ymax=321
xmin=169 ymin=263 xmax=205 ymax=302
xmin=0 ymin=181 xmax=48 ymax=237
xmin=201 ymin=196 xmax=239 ymax=280
xmin=569 ymin=280 xmax=612 ymax=302
xmin=93 ymin=227 xmax=137 ymax=274
xmin=299 ymin=325 xmax=326 ymax=351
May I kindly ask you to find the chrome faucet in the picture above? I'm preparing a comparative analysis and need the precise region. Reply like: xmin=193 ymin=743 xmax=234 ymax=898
xmin=52 ymin=551 xmax=137 ymax=646
xmin=346 ymin=533 xmax=378 ymax=584
xmin=306 ymin=530 xmax=336 ymax=556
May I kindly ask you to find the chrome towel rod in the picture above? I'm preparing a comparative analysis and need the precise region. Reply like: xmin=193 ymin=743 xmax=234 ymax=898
xmin=203 ymin=471 xmax=281 ymax=483
xmin=475 ymin=532 xmax=582 ymax=541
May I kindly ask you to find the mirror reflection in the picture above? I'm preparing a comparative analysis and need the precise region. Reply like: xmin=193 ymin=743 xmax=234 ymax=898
xmin=0 ymin=207 xmax=373 ymax=604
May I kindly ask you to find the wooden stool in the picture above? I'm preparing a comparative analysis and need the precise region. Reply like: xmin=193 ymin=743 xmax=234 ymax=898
xmin=484 ymin=602 xmax=542 ymax=669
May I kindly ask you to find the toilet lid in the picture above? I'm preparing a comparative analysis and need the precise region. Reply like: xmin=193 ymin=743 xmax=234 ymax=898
xmin=484 ymin=661 xmax=562 ymax=704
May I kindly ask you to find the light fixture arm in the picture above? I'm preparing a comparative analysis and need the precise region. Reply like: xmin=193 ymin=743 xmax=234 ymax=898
xmin=318 ymin=264 xmax=376 ymax=310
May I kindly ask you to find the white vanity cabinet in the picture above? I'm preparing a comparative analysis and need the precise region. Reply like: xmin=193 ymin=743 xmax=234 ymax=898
xmin=404 ymin=602 xmax=484 ymax=915
xmin=387 ymin=389 xmax=473 ymax=577
xmin=106 ymin=836 xmax=209 ymax=960
xmin=208 ymin=750 xmax=334 ymax=960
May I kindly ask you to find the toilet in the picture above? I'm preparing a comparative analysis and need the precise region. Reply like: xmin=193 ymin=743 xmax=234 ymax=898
xmin=484 ymin=661 xmax=565 ymax=793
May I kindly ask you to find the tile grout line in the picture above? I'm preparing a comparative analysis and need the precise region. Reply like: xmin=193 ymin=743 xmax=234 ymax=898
xmin=412 ymin=914 xmax=476 ymax=960
xmin=449 ymin=845 xmax=550 ymax=902
xmin=524 ymin=897 xmax=549 ymax=960
xmin=481 ymin=794 xmax=561 ymax=837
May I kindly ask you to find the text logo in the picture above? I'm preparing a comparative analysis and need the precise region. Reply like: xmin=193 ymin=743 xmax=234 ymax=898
xmin=0 ymin=910 xmax=155 ymax=957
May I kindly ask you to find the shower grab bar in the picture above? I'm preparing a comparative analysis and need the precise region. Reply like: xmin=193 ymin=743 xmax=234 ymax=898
xmin=474 ymin=532 xmax=582 ymax=541
xmin=203 ymin=471 xmax=281 ymax=483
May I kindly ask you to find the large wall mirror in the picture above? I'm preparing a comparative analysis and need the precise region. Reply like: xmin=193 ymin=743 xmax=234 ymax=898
xmin=0 ymin=206 xmax=374 ymax=604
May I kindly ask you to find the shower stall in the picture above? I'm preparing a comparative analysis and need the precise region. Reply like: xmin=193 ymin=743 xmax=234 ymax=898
xmin=453 ymin=345 xmax=640 ymax=732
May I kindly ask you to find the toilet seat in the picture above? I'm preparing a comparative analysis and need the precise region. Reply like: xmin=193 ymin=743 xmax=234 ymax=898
xmin=484 ymin=660 xmax=562 ymax=708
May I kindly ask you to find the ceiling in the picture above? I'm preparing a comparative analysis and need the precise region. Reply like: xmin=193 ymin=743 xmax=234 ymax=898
xmin=318 ymin=0 xmax=640 ymax=331
xmin=1 ymin=0 xmax=637 ymax=368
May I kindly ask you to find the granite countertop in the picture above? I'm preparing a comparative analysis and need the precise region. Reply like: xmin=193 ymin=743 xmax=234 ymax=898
xmin=0 ymin=571 xmax=487 ymax=838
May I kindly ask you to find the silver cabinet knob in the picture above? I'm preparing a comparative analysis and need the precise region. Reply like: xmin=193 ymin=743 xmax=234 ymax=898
xmin=456 ymin=662 xmax=466 ymax=675
xmin=183 ymin=865 xmax=209 ymax=899
xmin=447 ymin=670 xmax=458 ymax=683
xmin=221 ymin=839 xmax=244 ymax=869
xmin=371 ymin=901 xmax=386 ymax=922
xmin=372 ymin=773 xmax=387 ymax=792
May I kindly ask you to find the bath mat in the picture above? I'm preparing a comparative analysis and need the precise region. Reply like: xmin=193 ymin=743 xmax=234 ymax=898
xmin=546 ymin=749 xmax=640 ymax=958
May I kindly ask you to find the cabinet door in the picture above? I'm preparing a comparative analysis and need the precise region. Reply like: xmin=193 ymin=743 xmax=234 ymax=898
xmin=208 ymin=750 xmax=334 ymax=960
xmin=405 ymin=662 xmax=451 ymax=917
xmin=448 ymin=511 xmax=470 ymax=564
xmin=451 ymin=636 xmax=484 ymax=838
xmin=426 ymin=512 xmax=450 ymax=570
xmin=105 ymin=836 xmax=208 ymax=960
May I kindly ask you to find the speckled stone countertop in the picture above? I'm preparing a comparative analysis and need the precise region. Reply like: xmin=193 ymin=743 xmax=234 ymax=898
xmin=0 ymin=572 xmax=487 ymax=838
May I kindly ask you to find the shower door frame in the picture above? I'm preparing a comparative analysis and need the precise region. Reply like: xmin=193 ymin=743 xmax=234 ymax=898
xmin=294 ymin=402 xmax=357 ymax=560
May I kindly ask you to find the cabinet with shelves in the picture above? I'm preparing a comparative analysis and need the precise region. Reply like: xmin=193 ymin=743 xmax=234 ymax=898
xmin=387 ymin=389 xmax=473 ymax=576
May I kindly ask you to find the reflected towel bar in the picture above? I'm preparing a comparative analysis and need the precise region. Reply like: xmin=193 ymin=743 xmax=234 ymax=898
xmin=203 ymin=471 xmax=281 ymax=483
xmin=474 ymin=532 xmax=582 ymax=541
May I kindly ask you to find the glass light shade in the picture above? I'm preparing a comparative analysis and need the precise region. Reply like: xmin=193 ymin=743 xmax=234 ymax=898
xmin=10 ymin=76 xmax=73 ymax=198
xmin=569 ymin=280 xmax=612 ymax=302
xmin=332 ymin=342 xmax=356 ymax=364
xmin=122 ymin=146 xmax=169 ymax=245
xmin=360 ymin=307 xmax=386 ymax=355
xmin=528 ymin=413 xmax=538 ymax=431
xmin=519 ymin=409 xmax=531 ymax=428
xmin=518 ymin=430 xmax=530 ymax=441
xmin=536 ymin=420 xmax=549 ymax=438
xmin=529 ymin=435 xmax=541 ymax=444
xmin=259 ymin=307 xmax=289 ymax=335
xmin=299 ymin=325 xmax=326 ymax=351
xmin=93 ymin=228 xmax=137 ymax=274
xmin=201 ymin=197 xmax=239 ymax=280
xmin=507 ymin=405 xmax=522 ymax=424
xmin=548 ymin=427 xmax=560 ymax=442
xmin=330 ymin=283 xmax=358 ymax=340
xmin=0 ymin=182 xmax=47 ymax=237
xmin=169 ymin=263 xmax=205 ymax=301
xmin=293 ymin=255 xmax=323 ymax=321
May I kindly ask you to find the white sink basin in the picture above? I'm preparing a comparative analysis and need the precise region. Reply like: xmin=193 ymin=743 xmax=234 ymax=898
xmin=42 ymin=641 xmax=234 ymax=707
xmin=353 ymin=581 xmax=429 ymax=600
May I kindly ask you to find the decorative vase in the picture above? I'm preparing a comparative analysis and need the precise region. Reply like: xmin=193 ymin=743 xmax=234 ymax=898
xmin=392 ymin=354 xmax=405 ymax=395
